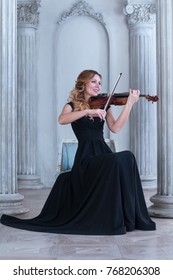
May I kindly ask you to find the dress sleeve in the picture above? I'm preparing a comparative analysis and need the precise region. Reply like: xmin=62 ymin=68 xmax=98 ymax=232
xmin=106 ymin=105 xmax=111 ymax=111
xmin=67 ymin=102 xmax=74 ymax=110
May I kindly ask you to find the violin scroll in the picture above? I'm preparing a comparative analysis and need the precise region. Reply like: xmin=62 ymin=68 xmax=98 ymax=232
xmin=145 ymin=95 xmax=159 ymax=103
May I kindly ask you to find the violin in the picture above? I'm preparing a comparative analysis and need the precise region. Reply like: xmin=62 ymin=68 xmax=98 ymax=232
xmin=89 ymin=93 xmax=159 ymax=109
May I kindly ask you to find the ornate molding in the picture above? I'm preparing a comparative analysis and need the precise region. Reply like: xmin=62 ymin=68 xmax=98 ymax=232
xmin=124 ymin=4 xmax=156 ymax=25
xmin=57 ymin=0 xmax=106 ymax=26
xmin=17 ymin=0 xmax=41 ymax=27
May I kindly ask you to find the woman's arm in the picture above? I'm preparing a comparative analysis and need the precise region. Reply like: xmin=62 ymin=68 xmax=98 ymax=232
xmin=58 ymin=103 xmax=107 ymax=124
xmin=58 ymin=104 xmax=87 ymax=124
xmin=106 ymin=89 xmax=140 ymax=133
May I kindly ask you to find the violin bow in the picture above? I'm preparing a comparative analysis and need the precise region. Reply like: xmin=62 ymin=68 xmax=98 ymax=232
xmin=104 ymin=73 xmax=123 ymax=110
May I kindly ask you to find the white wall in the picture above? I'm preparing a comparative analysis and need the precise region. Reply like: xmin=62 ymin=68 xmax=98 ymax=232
xmin=36 ymin=0 xmax=130 ymax=187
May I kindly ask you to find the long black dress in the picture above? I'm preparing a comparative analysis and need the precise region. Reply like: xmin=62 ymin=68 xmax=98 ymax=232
xmin=0 ymin=103 xmax=156 ymax=235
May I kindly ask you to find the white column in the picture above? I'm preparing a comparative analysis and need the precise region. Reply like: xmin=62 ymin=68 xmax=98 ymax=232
xmin=124 ymin=2 xmax=157 ymax=188
xmin=0 ymin=0 xmax=28 ymax=214
xmin=149 ymin=0 xmax=173 ymax=217
xmin=17 ymin=0 xmax=43 ymax=189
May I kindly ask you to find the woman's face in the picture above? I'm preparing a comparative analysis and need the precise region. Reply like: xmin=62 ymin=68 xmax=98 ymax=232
xmin=84 ymin=74 xmax=101 ymax=100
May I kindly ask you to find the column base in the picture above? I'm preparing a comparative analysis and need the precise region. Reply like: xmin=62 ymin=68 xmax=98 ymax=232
xmin=141 ymin=176 xmax=157 ymax=189
xmin=18 ymin=174 xmax=44 ymax=189
xmin=148 ymin=194 xmax=173 ymax=218
xmin=0 ymin=193 xmax=29 ymax=215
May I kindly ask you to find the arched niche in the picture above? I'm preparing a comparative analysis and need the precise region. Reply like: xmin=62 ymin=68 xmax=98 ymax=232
xmin=54 ymin=2 xmax=110 ymax=156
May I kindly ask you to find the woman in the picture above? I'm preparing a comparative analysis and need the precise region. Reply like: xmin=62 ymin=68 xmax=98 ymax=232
xmin=0 ymin=69 xmax=156 ymax=235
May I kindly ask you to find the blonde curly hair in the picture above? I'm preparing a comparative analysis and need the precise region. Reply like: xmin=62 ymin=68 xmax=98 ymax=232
xmin=69 ymin=69 xmax=102 ymax=111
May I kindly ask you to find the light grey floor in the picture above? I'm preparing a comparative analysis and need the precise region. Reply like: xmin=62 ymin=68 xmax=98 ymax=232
xmin=0 ymin=188 xmax=173 ymax=260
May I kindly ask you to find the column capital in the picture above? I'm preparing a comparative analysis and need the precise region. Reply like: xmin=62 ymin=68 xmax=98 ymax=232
xmin=123 ymin=3 xmax=156 ymax=26
xmin=17 ymin=0 xmax=41 ymax=28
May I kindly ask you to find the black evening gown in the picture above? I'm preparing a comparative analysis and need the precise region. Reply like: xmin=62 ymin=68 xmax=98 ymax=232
xmin=0 ymin=104 xmax=156 ymax=235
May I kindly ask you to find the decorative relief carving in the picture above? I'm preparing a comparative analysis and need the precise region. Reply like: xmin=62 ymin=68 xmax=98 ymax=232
xmin=124 ymin=4 xmax=156 ymax=25
xmin=57 ymin=0 xmax=106 ymax=26
xmin=17 ymin=0 xmax=41 ymax=26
